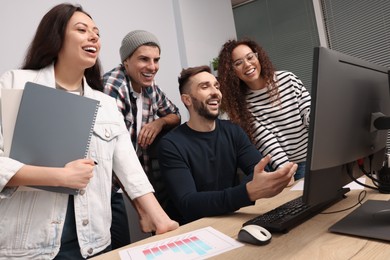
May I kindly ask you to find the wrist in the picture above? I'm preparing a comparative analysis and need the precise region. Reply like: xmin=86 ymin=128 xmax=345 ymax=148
xmin=55 ymin=167 xmax=68 ymax=187
xmin=159 ymin=118 xmax=167 ymax=129
xmin=246 ymin=181 xmax=256 ymax=201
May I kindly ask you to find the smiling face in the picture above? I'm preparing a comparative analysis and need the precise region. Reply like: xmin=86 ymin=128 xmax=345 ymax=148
xmin=231 ymin=44 xmax=263 ymax=89
xmin=183 ymin=71 xmax=222 ymax=121
xmin=123 ymin=45 xmax=160 ymax=93
xmin=57 ymin=11 xmax=100 ymax=70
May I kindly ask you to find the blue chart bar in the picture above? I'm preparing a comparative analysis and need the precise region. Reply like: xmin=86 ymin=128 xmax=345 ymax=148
xmin=190 ymin=236 xmax=212 ymax=251
xmin=183 ymin=238 xmax=206 ymax=256
xmin=141 ymin=236 xmax=212 ymax=259
xmin=175 ymin=240 xmax=192 ymax=254
xmin=167 ymin=242 xmax=180 ymax=253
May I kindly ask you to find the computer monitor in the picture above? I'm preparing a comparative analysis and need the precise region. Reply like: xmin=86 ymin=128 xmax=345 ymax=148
xmin=303 ymin=46 xmax=390 ymax=206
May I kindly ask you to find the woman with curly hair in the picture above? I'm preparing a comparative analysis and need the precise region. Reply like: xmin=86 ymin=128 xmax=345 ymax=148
xmin=217 ymin=38 xmax=311 ymax=182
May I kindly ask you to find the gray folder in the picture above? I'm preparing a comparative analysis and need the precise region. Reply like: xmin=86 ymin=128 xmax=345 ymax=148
xmin=9 ymin=82 xmax=99 ymax=195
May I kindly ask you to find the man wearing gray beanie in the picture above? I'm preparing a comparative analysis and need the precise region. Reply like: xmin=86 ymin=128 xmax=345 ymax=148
xmin=103 ymin=30 xmax=181 ymax=249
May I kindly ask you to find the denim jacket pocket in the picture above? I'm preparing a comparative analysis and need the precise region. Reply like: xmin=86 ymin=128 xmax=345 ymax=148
xmin=90 ymin=122 xmax=124 ymax=161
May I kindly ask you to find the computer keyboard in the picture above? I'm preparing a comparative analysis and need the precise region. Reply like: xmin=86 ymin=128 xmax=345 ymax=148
xmin=242 ymin=196 xmax=337 ymax=233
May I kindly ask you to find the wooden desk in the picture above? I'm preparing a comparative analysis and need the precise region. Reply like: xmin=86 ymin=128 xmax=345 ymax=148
xmin=93 ymin=185 xmax=390 ymax=260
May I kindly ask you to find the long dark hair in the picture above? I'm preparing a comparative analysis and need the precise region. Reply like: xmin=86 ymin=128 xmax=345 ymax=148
xmin=217 ymin=38 xmax=278 ymax=142
xmin=21 ymin=3 xmax=103 ymax=91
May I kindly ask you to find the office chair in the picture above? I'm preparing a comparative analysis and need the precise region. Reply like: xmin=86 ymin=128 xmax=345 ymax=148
xmin=144 ymin=129 xmax=170 ymax=212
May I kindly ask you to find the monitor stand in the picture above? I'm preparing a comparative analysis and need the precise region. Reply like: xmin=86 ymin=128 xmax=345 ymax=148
xmin=329 ymin=199 xmax=390 ymax=241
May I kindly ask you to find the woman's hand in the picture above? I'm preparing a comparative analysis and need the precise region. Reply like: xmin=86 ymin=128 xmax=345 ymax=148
xmin=62 ymin=159 xmax=95 ymax=189
xmin=132 ymin=193 xmax=179 ymax=234
xmin=6 ymin=159 xmax=96 ymax=188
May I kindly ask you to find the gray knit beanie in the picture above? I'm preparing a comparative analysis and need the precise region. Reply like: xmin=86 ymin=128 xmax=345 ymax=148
xmin=119 ymin=30 xmax=161 ymax=62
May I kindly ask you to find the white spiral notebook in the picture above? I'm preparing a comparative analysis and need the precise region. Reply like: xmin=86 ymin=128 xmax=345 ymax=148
xmin=8 ymin=82 xmax=99 ymax=195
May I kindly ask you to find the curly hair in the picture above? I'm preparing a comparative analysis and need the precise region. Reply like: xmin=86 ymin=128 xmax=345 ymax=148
xmin=217 ymin=38 xmax=279 ymax=142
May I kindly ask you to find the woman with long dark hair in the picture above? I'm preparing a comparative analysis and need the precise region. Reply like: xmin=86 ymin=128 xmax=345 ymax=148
xmin=0 ymin=3 xmax=178 ymax=259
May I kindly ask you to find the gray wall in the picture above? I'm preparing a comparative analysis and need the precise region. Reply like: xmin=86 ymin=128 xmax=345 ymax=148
xmin=0 ymin=0 xmax=236 ymax=122
xmin=233 ymin=0 xmax=320 ymax=92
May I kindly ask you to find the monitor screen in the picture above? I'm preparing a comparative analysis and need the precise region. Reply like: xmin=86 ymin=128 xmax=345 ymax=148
xmin=303 ymin=46 xmax=390 ymax=206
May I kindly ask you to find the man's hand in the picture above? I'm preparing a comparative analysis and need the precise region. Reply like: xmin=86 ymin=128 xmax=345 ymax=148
xmin=138 ymin=119 xmax=165 ymax=148
xmin=246 ymin=155 xmax=297 ymax=201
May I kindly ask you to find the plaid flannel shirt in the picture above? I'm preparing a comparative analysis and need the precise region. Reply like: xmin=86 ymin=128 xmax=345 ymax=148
xmin=103 ymin=64 xmax=180 ymax=176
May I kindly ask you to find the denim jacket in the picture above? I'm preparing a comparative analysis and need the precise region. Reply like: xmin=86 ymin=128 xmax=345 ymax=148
xmin=0 ymin=64 xmax=154 ymax=259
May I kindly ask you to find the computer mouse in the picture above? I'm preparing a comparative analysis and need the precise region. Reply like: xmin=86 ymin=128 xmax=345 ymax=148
xmin=237 ymin=225 xmax=272 ymax=245
xmin=372 ymin=208 xmax=390 ymax=222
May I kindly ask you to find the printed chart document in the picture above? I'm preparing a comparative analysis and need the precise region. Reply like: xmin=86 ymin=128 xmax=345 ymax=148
xmin=8 ymin=82 xmax=99 ymax=194
xmin=119 ymin=226 xmax=244 ymax=260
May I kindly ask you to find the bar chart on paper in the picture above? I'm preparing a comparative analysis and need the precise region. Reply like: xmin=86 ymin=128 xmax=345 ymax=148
xmin=119 ymin=226 xmax=243 ymax=260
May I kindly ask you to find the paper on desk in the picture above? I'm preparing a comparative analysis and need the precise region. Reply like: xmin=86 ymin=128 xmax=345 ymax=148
xmin=119 ymin=226 xmax=243 ymax=260
xmin=290 ymin=177 xmax=366 ymax=191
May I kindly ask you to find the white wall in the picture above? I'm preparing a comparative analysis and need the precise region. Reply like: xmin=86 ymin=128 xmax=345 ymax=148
xmin=0 ymin=0 xmax=236 ymax=122
xmin=173 ymin=0 xmax=237 ymax=68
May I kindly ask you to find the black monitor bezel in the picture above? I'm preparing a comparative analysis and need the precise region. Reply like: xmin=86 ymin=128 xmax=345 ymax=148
xmin=303 ymin=47 xmax=390 ymax=206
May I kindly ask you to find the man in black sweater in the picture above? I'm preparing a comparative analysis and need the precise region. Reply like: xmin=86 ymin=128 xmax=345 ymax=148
xmin=158 ymin=65 xmax=297 ymax=224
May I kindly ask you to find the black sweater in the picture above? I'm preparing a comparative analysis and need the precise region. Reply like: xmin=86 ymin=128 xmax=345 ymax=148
xmin=158 ymin=119 xmax=262 ymax=224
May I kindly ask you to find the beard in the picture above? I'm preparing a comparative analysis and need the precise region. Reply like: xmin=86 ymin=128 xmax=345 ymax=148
xmin=190 ymin=95 xmax=219 ymax=121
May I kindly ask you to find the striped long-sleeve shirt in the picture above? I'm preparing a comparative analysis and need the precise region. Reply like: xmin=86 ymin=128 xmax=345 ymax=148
xmin=246 ymin=71 xmax=311 ymax=170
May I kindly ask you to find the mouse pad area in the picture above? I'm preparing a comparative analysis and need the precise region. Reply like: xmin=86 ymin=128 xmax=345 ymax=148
xmin=329 ymin=199 xmax=390 ymax=242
